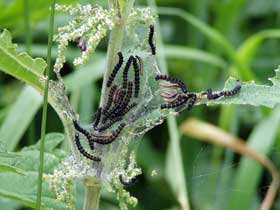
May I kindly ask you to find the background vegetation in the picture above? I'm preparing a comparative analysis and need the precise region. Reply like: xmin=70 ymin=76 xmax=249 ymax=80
xmin=0 ymin=0 xmax=280 ymax=210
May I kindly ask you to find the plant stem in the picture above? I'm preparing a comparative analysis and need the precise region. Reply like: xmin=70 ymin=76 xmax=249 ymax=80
xmin=83 ymin=185 xmax=102 ymax=210
xmin=82 ymin=1 xmax=134 ymax=210
xmin=100 ymin=0 xmax=135 ymax=107
xmin=36 ymin=0 xmax=56 ymax=209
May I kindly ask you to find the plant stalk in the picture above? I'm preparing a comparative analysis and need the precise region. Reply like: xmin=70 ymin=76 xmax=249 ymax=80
xmin=82 ymin=1 xmax=134 ymax=210
xmin=36 ymin=0 xmax=56 ymax=209
xmin=83 ymin=185 xmax=102 ymax=210
xmin=100 ymin=0 xmax=135 ymax=107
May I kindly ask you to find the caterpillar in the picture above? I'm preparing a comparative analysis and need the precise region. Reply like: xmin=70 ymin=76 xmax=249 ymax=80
xmin=103 ymin=85 xmax=118 ymax=114
xmin=73 ymin=120 xmax=92 ymax=141
xmin=104 ymin=82 xmax=133 ymax=121
xmin=206 ymin=88 xmax=223 ymax=100
xmin=119 ymin=174 xmax=137 ymax=187
xmin=75 ymin=133 xmax=101 ymax=161
xmin=206 ymin=80 xmax=241 ymax=100
xmin=102 ymin=88 xmax=127 ymax=123
xmin=132 ymin=57 xmax=140 ymax=97
xmin=123 ymin=56 xmax=134 ymax=89
xmin=120 ymin=82 xmax=133 ymax=111
xmin=135 ymin=55 xmax=143 ymax=75
xmin=155 ymin=74 xmax=188 ymax=93
xmin=96 ymin=117 xmax=122 ymax=132
xmin=73 ymin=120 xmax=95 ymax=150
xmin=120 ymin=102 xmax=137 ymax=116
xmin=92 ymin=123 xmax=126 ymax=145
xmin=161 ymin=95 xmax=188 ymax=109
xmin=109 ymin=82 xmax=133 ymax=120
xmin=149 ymin=25 xmax=156 ymax=55
xmin=186 ymin=93 xmax=197 ymax=110
xmin=75 ymin=37 xmax=87 ymax=52
xmin=93 ymin=107 xmax=102 ymax=131
xmin=222 ymin=80 xmax=241 ymax=97
xmin=107 ymin=52 xmax=124 ymax=87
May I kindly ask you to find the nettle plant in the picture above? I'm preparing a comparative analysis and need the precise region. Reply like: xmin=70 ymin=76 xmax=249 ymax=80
xmin=1 ymin=1 xmax=280 ymax=210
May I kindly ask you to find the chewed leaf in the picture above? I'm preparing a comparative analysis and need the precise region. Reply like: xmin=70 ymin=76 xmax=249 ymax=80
xmin=0 ymin=133 xmax=67 ymax=210
xmin=207 ymin=69 xmax=280 ymax=108
xmin=0 ymin=29 xmax=46 ymax=91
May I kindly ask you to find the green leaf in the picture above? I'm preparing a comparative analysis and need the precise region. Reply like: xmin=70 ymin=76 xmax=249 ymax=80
xmin=18 ymin=43 xmax=107 ymax=93
xmin=0 ymin=86 xmax=42 ymax=151
xmin=0 ymin=164 xmax=25 ymax=175
xmin=0 ymin=29 xmax=46 ymax=91
xmin=0 ymin=197 xmax=21 ymax=210
xmin=228 ymin=107 xmax=280 ymax=210
xmin=0 ymin=186 xmax=36 ymax=209
xmin=0 ymin=172 xmax=66 ymax=210
xmin=164 ymin=45 xmax=227 ymax=69
xmin=0 ymin=152 xmax=23 ymax=159
xmin=206 ymin=69 xmax=280 ymax=108
xmin=0 ymin=133 xmax=67 ymax=210
xmin=0 ymin=134 xmax=66 ymax=173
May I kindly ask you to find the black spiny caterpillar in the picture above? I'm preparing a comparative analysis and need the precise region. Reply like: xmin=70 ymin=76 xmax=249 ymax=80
xmin=123 ymin=56 xmax=134 ymax=89
xmin=107 ymin=52 xmax=124 ymax=87
xmin=75 ymin=133 xmax=101 ymax=161
xmin=149 ymin=25 xmax=156 ymax=55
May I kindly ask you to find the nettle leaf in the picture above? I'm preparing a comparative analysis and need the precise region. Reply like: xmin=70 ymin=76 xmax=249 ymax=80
xmin=205 ymin=69 xmax=280 ymax=108
xmin=0 ymin=29 xmax=46 ymax=91
xmin=0 ymin=133 xmax=67 ymax=210
xmin=0 ymin=173 xmax=66 ymax=210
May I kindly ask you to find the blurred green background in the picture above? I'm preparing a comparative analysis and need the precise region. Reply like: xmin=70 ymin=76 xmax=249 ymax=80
xmin=1 ymin=0 xmax=280 ymax=210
